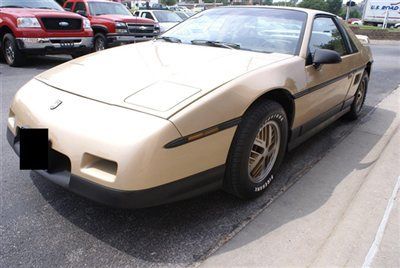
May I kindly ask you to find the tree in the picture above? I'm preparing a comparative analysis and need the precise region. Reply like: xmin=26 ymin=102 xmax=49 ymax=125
xmin=339 ymin=8 xmax=361 ymax=19
xmin=297 ymin=0 xmax=328 ymax=12
xmin=160 ymin=0 xmax=177 ymax=6
xmin=326 ymin=0 xmax=342 ymax=15
xmin=263 ymin=0 xmax=273 ymax=5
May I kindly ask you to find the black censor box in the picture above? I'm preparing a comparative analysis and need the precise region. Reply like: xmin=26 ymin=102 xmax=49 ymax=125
xmin=20 ymin=128 xmax=49 ymax=170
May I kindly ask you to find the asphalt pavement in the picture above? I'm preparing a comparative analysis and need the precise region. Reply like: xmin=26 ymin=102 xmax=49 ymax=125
xmin=1 ymin=43 xmax=400 ymax=267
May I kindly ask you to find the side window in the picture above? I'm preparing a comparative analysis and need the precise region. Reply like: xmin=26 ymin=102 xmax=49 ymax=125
xmin=134 ymin=11 xmax=140 ymax=16
xmin=73 ymin=2 xmax=87 ymax=13
xmin=143 ymin=12 xmax=155 ymax=20
xmin=64 ymin=2 xmax=73 ymax=11
xmin=309 ymin=17 xmax=348 ymax=57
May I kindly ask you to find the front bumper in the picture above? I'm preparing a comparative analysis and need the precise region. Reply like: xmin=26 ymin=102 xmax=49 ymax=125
xmin=107 ymin=34 xmax=156 ymax=46
xmin=7 ymin=127 xmax=223 ymax=208
xmin=16 ymin=37 xmax=93 ymax=54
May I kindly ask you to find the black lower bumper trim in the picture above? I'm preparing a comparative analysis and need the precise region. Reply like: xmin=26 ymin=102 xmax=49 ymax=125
xmin=7 ymin=127 xmax=224 ymax=208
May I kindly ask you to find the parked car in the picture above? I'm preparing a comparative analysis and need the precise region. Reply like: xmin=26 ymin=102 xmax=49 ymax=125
xmin=0 ymin=0 xmax=93 ymax=67
xmin=64 ymin=0 xmax=160 ymax=51
xmin=175 ymin=11 xmax=194 ymax=20
xmin=7 ymin=7 xmax=373 ymax=208
xmin=348 ymin=18 xmax=362 ymax=25
xmin=135 ymin=10 xmax=182 ymax=33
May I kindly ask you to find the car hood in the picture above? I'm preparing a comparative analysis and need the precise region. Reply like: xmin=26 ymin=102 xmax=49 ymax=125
xmin=96 ymin=14 xmax=154 ymax=24
xmin=36 ymin=41 xmax=293 ymax=118
xmin=0 ymin=8 xmax=83 ymax=18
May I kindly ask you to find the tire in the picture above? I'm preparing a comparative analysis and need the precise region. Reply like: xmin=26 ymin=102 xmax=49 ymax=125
xmin=346 ymin=71 xmax=368 ymax=120
xmin=93 ymin=33 xmax=107 ymax=52
xmin=224 ymin=100 xmax=288 ymax=199
xmin=2 ymin=33 xmax=26 ymax=67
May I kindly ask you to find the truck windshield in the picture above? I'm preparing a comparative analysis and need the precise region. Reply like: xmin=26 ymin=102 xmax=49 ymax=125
xmin=88 ymin=2 xmax=132 ymax=16
xmin=0 ymin=0 xmax=63 ymax=10
xmin=153 ymin=11 xmax=183 ymax=23
xmin=164 ymin=8 xmax=307 ymax=55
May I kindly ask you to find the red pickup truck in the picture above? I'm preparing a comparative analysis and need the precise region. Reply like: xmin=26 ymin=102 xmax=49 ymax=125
xmin=0 ymin=0 xmax=93 ymax=67
xmin=64 ymin=0 xmax=160 ymax=51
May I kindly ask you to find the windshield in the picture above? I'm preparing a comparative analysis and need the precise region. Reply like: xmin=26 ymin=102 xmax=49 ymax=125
xmin=153 ymin=11 xmax=182 ymax=23
xmin=165 ymin=8 xmax=307 ymax=55
xmin=0 ymin=0 xmax=63 ymax=10
xmin=88 ymin=2 xmax=132 ymax=16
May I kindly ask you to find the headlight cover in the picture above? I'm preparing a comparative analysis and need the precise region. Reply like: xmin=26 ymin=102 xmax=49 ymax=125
xmin=17 ymin=17 xmax=41 ymax=28
xmin=83 ymin=18 xmax=91 ymax=29
xmin=115 ymin=21 xmax=128 ymax=33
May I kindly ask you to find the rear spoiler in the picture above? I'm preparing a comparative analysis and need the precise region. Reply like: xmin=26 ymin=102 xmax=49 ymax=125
xmin=355 ymin=35 xmax=370 ymax=45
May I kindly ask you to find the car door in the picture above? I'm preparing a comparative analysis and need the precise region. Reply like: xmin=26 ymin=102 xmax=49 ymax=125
xmin=295 ymin=15 xmax=355 ymax=133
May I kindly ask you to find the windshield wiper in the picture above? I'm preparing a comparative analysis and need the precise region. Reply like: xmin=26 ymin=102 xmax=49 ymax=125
xmin=156 ymin=36 xmax=182 ymax=43
xmin=191 ymin=40 xmax=240 ymax=50
xmin=0 ymin=5 xmax=25 ymax=8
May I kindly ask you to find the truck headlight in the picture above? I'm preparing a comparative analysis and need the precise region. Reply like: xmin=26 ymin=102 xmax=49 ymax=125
xmin=83 ymin=18 xmax=91 ymax=29
xmin=115 ymin=21 xmax=128 ymax=33
xmin=17 ymin=17 xmax=41 ymax=28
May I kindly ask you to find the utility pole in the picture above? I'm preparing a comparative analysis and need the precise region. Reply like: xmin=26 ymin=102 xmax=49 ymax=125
xmin=345 ymin=0 xmax=352 ymax=21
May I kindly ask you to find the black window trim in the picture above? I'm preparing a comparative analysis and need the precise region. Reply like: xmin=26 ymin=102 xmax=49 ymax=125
xmin=333 ymin=17 xmax=359 ymax=54
xmin=306 ymin=14 xmax=351 ymax=66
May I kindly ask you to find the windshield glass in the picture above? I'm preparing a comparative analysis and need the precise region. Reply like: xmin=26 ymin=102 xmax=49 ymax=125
xmin=0 ymin=0 xmax=63 ymax=10
xmin=153 ymin=11 xmax=182 ymax=23
xmin=165 ymin=8 xmax=307 ymax=55
xmin=88 ymin=2 xmax=132 ymax=16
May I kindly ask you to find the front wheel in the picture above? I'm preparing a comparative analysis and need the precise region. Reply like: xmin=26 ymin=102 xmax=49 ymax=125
xmin=2 ymin=33 xmax=26 ymax=67
xmin=346 ymin=72 xmax=368 ymax=120
xmin=224 ymin=100 xmax=288 ymax=199
xmin=93 ymin=33 xmax=107 ymax=52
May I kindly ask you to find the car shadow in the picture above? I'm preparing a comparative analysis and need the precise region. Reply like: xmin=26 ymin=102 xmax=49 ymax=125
xmin=30 ymin=105 xmax=395 ymax=265
xmin=0 ymin=55 xmax=71 ymax=70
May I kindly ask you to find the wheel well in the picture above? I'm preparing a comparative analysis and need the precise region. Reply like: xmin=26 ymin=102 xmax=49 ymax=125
xmin=365 ymin=61 xmax=372 ymax=77
xmin=92 ymin=26 xmax=108 ymax=36
xmin=0 ymin=26 xmax=13 ymax=45
xmin=247 ymin=89 xmax=295 ymax=129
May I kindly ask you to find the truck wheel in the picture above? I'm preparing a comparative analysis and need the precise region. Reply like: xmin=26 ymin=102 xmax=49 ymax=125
xmin=94 ymin=33 xmax=107 ymax=52
xmin=346 ymin=72 xmax=368 ymax=120
xmin=224 ymin=100 xmax=288 ymax=199
xmin=2 ymin=33 xmax=26 ymax=67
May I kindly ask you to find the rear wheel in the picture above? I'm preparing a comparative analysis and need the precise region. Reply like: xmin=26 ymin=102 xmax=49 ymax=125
xmin=94 ymin=33 xmax=107 ymax=52
xmin=224 ymin=100 xmax=288 ymax=199
xmin=346 ymin=72 xmax=368 ymax=120
xmin=2 ymin=33 xmax=26 ymax=67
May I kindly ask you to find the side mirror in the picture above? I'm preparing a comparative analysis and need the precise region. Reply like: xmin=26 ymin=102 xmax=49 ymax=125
xmin=76 ymin=10 xmax=87 ymax=17
xmin=312 ymin=48 xmax=342 ymax=69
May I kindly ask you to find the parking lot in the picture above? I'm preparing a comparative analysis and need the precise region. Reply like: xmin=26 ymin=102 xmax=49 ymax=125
xmin=1 ymin=42 xmax=399 ymax=267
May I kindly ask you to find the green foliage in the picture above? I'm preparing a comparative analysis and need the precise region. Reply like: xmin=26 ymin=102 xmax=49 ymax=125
xmin=326 ymin=0 xmax=342 ymax=15
xmin=273 ymin=1 xmax=296 ymax=6
xmin=338 ymin=8 xmax=362 ymax=19
xmin=297 ymin=0 xmax=328 ymax=11
xmin=263 ymin=0 xmax=273 ymax=5
xmin=160 ymin=0 xmax=177 ymax=6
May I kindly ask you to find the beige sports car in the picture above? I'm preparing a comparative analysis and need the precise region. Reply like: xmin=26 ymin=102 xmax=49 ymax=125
xmin=7 ymin=7 xmax=373 ymax=208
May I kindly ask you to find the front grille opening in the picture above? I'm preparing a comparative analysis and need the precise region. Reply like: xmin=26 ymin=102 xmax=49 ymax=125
xmin=48 ymin=149 xmax=71 ymax=174
xmin=81 ymin=153 xmax=118 ymax=182
xmin=41 ymin=18 xmax=82 ymax=31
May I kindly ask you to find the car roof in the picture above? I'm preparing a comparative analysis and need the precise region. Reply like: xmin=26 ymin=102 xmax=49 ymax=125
xmin=218 ymin=6 xmax=335 ymax=17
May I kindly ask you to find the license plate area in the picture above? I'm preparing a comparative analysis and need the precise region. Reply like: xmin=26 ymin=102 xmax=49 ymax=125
xmin=19 ymin=128 xmax=49 ymax=170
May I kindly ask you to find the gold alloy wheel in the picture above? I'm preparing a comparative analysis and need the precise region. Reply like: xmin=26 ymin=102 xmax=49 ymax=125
xmin=355 ymin=79 xmax=366 ymax=113
xmin=248 ymin=120 xmax=280 ymax=183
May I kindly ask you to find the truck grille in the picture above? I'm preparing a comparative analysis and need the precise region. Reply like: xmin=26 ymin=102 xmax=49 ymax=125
xmin=41 ymin=18 xmax=82 ymax=31
xmin=127 ymin=24 xmax=157 ymax=35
